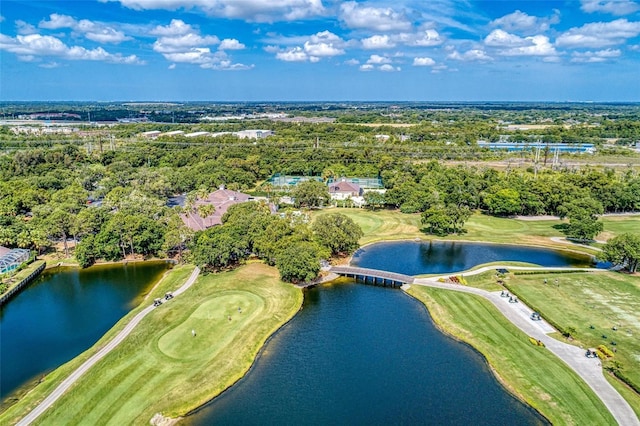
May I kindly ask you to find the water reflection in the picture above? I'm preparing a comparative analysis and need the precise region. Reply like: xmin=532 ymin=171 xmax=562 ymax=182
xmin=353 ymin=240 xmax=602 ymax=275
xmin=186 ymin=283 xmax=547 ymax=426
xmin=0 ymin=261 xmax=169 ymax=399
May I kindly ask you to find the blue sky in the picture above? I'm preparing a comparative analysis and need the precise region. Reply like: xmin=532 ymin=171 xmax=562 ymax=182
xmin=1 ymin=0 xmax=639 ymax=101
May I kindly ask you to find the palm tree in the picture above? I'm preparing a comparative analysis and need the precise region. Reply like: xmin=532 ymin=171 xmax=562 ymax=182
xmin=197 ymin=204 xmax=216 ymax=219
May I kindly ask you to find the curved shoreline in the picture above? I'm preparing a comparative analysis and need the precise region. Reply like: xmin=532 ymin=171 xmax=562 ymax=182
xmin=410 ymin=269 xmax=639 ymax=426
xmin=9 ymin=241 xmax=632 ymax=425
xmin=349 ymin=236 xmax=603 ymax=267
xmin=16 ymin=267 xmax=201 ymax=426
xmin=400 ymin=289 xmax=552 ymax=425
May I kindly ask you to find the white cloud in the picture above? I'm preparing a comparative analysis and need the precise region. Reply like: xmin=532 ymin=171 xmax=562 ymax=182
xmin=339 ymin=1 xmax=411 ymax=32
xmin=344 ymin=58 xmax=359 ymax=65
xmin=485 ymin=29 xmax=529 ymax=48
xmin=361 ymin=34 xmax=395 ymax=49
xmin=0 ymin=33 xmax=143 ymax=64
xmin=101 ymin=0 xmax=325 ymax=22
xmin=168 ymin=63 xmax=176 ymax=69
xmin=304 ymin=31 xmax=345 ymax=57
xmin=39 ymin=13 xmax=76 ymax=29
xmin=580 ymin=0 xmax=640 ymax=15
xmin=153 ymin=33 xmax=220 ymax=53
xmin=556 ymin=19 xmax=640 ymax=48
xmin=150 ymin=19 xmax=193 ymax=36
xmin=162 ymin=47 xmax=212 ymax=64
xmin=413 ymin=29 xmax=443 ymax=47
xmin=490 ymin=10 xmax=560 ymax=34
xmin=413 ymin=57 xmax=435 ymax=66
xmin=359 ymin=64 xmax=374 ymax=71
xmin=366 ymin=54 xmax=391 ymax=64
xmin=276 ymin=46 xmax=308 ymax=62
xmin=38 ymin=13 xmax=131 ymax=44
xmin=447 ymin=49 xmax=492 ymax=62
xmin=571 ymin=48 xmax=621 ymax=62
xmin=304 ymin=41 xmax=344 ymax=56
xmin=379 ymin=64 xmax=399 ymax=72
xmin=272 ymin=31 xmax=346 ymax=62
xmin=219 ymin=38 xmax=245 ymax=50
xmin=39 ymin=61 xmax=61 ymax=68
xmin=16 ymin=20 xmax=38 ymax=35
xmin=485 ymin=30 xmax=557 ymax=57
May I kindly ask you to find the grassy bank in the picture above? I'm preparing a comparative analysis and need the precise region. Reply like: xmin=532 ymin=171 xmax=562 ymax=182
xmin=500 ymin=271 xmax=640 ymax=396
xmin=1 ymin=259 xmax=45 ymax=295
xmin=1 ymin=263 xmax=303 ymax=425
xmin=312 ymin=208 xmax=639 ymax=249
xmin=407 ymin=286 xmax=617 ymax=425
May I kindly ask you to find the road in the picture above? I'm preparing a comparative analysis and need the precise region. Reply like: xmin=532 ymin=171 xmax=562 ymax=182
xmin=17 ymin=266 xmax=201 ymax=426
xmin=411 ymin=266 xmax=639 ymax=426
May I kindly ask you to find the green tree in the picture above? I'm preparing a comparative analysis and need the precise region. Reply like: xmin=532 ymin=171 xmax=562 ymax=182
xmin=275 ymin=241 xmax=322 ymax=283
xmin=560 ymin=197 xmax=604 ymax=241
xmin=75 ymin=235 xmax=97 ymax=268
xmin=312 ymin=213 xmax=363 ymax=256
xmin=602 ymin=233 xmax=640 ymax=273
xmin=363 ymin=191 xmax=386 ymax=209
xmin=46 ymin=208 xmax=74 ymax=257
xmin=484 ymin=188 xmax=521 ymax=216
xmin=421 ymin=205 xmax=452 ymax=236
xmin=291 ymin=180 xmax=330 ymax=208
xmin=189 ymin=226 xmax=249 ymax=271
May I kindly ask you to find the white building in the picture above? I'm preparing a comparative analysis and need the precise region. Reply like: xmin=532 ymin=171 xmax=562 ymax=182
xmin=234 ymin=129 xmax=274 ymax=139
xmin=185 ymin=131 xmax=210 ymax=138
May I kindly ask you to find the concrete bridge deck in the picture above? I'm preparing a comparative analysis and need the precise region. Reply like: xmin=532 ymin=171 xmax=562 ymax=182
xmin=330 ymin=266 xmax=414 ymax=286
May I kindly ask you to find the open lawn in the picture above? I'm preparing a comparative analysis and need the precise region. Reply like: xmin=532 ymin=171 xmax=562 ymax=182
xmin=0 ymin=263 xmax=302 ymax=425
xmin=407 ymin=286 xmax=617 ymax=425
xmin=500 ymin=271 xmax=640 ymax=397
xmin=312 ymin=208 xmax=639 ymax=250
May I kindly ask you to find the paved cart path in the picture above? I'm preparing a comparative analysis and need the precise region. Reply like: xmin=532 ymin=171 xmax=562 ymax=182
xmin=411 ymin=266 xmax=639 ymax=426
xmin=17 ymin=266 xmax=201 ymax=426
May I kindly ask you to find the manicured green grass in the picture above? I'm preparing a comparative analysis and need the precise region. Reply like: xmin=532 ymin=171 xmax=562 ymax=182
xmin=407 ymin=286 xmax=617 ymax=425
xmin=312 ymin=208 xmax=639 ymax=250
xmin=312 ymin=208 xmax=423 ymax=245
xmin=0 ymin=263 xmax=303 ymax=425
xmin=502 ymin=271 xmax=640 ymax=394
xmin=599 ymin=215 xmax=640 ymax=241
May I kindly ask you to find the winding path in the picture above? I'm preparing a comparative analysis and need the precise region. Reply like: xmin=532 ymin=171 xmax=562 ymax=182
xmin=411 ymin=266 xmax=639 ymax=426
xmin=17 ymin=266 xmax=201 ymax=426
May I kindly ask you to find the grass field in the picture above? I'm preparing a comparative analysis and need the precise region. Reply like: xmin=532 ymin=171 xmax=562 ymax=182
xmin=407 ymin=286 xmax=617 ymax=425
xmin=312 ymin=208 xmax=639 ymax=250
xmin=499 ymin=271 xmax=640 ymax=397
xmin=0 ymin=263 xmax=303 ymax=425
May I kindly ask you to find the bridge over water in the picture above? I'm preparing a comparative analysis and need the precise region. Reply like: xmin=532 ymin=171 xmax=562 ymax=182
xmin=330 ymin=266 xmax=414 ymax=287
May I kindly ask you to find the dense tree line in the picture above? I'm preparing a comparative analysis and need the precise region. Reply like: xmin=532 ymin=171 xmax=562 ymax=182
xmin=189 ymin=204 xmax=361 ymax=283
xmin=1 ymin=129 xmax=638 ymax=265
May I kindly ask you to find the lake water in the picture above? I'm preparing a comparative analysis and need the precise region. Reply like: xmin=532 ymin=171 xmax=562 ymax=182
xmin=186 ymin=282 xmax=547 ymax=426
xmin=0 ymin=261 xmax=170 ymax=399
xmin=351 ymin=240 xmax=605 ymax=275
xmin=186 ymin=241 xmax=598 ymax=425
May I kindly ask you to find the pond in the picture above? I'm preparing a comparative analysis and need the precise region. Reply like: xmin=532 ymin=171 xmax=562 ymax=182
xmin=0 ymin=261 xmax=170 ymax=400
xmin=351 ymin=240 xmax=606 ymax=275
xmin=186 ymin=241 xmax=600 ymax=424
xmin=186 ymin=282 xmax=547 ymax=425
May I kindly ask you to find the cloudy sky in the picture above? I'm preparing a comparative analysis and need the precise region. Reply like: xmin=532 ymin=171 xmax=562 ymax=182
xmin=1 ymin=0 xmax=639 ymax=101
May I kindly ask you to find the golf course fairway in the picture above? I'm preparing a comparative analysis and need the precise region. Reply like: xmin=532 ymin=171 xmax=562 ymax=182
xmin=1 ymin=263 xmax=302 ymax=425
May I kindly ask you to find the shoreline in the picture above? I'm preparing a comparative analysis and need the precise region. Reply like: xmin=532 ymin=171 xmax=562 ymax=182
xmin=5 ymin=239 xmax=632 ymax=424
xmin=400 ymin=289 xmax=551 ymax=424
xmin=43 ymin=257 xmax=176 ymax=271
xmin=349 ymin=237 xmax=603 ymax=267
